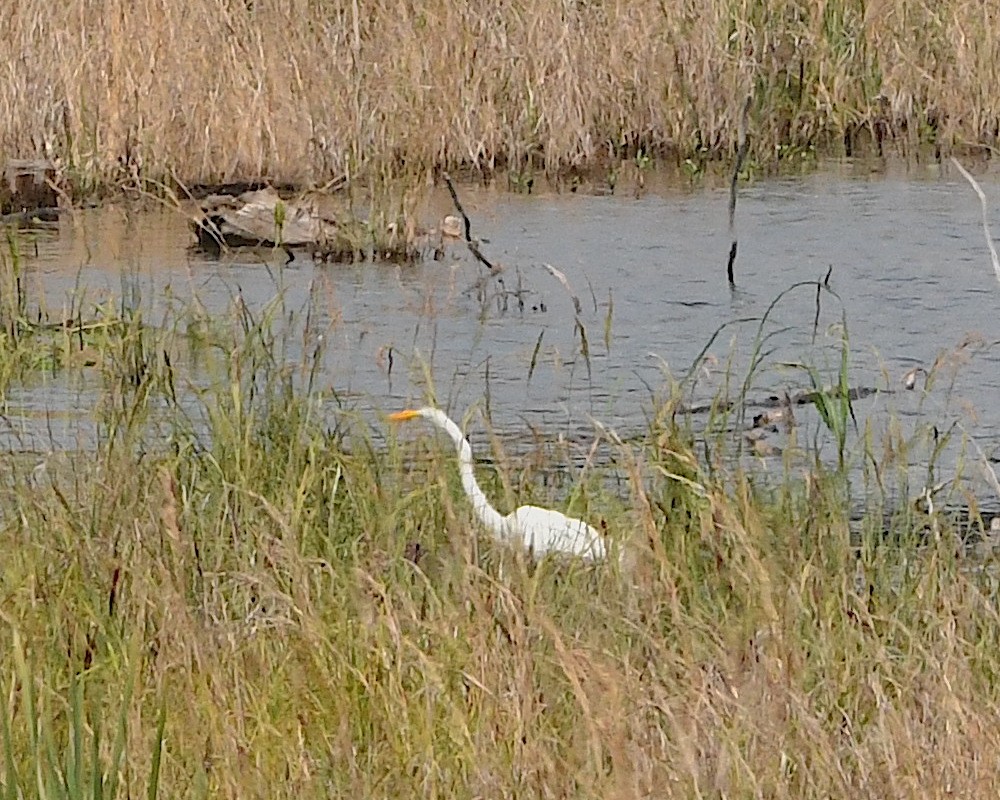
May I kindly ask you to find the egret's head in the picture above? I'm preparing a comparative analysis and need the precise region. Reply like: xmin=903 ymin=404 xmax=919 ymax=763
xmin=388 ymin=407 xmax=455 ymax=438
xmin=388 ymin=408 xmax=424 ymax=422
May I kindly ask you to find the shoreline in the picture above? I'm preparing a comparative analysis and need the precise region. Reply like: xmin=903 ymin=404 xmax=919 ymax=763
xmin=4 ymin=0 xmax=1000 ymax=201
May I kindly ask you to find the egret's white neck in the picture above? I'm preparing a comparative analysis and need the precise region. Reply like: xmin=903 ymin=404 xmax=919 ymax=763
xmin=431 ymin=411 xmax=508 ymax=537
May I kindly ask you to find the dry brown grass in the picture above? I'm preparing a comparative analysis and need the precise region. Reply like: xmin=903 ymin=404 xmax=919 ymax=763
xmin=3 ymin=200 xmax=1000 ymax=799
xmin=0 ymin=300 xmax=998 ymax=798
xmin=8 ymin=433 xmax=1000 ymax=799
xmin=2 ymin=0 xmax=1000 ymax=196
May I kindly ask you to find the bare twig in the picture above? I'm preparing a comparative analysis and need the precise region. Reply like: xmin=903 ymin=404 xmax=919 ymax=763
xmin=442 ymin=172 xmax=499 ymax=273
xmin=811 ymin=265 xmax=833 ymax=344
xmin=544 ymin=263 xmax=590 ymax=378
xmin=951 ymin=157 xmax=1000 ymax=286
xmin=727 ymin=95 xmax=752 ymax=287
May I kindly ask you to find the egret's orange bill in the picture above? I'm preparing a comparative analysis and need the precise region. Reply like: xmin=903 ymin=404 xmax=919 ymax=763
xmin=388 ymin=409 xmax=420 ymax=421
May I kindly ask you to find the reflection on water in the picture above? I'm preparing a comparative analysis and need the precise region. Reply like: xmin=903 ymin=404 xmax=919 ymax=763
xmin=6 ymin=160 xmax=1000 ymax=502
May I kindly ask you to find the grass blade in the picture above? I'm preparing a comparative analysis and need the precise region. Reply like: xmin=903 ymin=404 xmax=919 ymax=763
xmin=147 ymin=697 xmax=167 ymax=800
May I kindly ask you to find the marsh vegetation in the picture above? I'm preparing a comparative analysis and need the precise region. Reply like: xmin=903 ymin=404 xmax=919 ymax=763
xmin=2 ymin=217 xmax=1000 ymax=797
xmin=3 ymin=2 xmax=1000 ymax=795
xmin=3 ymin=0 xmax=1000 ymax=201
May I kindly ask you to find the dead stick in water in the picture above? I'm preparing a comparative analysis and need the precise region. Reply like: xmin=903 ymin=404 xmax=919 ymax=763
xmin=811 ymin=265 xmax=833 ymax=345
xmin=544 ymin=263 xmax=591 ymax=379
xmin=951 ymin=157 xmax=1000 ymax=286
xmin=442 ymin=172 xmax=499 ymax=273
xmin=543 ymin=263 xmax=583 ymax=315
xmin=727 ymin=96 xmax=752 ymax=287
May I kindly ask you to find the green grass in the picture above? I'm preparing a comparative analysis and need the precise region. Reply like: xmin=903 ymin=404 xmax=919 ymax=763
xmin=2 ymin=249 xmax=1000 ymax=798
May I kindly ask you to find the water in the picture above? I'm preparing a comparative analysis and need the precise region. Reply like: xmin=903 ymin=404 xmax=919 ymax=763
xmin=6 ymin=160 xmax=1000 ymax=503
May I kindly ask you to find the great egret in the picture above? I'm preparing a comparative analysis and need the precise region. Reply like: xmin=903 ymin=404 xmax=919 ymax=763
xmin=389 ymin=407 xmax=607 ymax=561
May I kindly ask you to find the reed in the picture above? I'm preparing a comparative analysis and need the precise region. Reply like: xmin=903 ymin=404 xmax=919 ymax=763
xmin=1 ymin=252 xmax=1000 ymax=798
xmin=2 ymin=0 xmax=999 ymax=199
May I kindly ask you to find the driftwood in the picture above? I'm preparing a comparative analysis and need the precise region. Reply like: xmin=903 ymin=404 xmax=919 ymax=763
xmin=2 ymin=159 xmax=59 ymax=215
xmin=682 ymin=384 xmax=880 ymax=420
xmin=193 ymin=187 xmax=338 ymax=251
xmin=193 ymin=186 xmax=462 ymax=263
xmin=0 ymin=207 xmax=60 ymax=226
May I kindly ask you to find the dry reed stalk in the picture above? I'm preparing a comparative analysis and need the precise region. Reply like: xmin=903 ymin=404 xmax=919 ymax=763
xmin=1 ymin=0 xmax=999 ymax=196
xmin=950 ymin=157 xmax=1000 ymax=286
xmin=9 ymin=408 xmax=1000 ymax=798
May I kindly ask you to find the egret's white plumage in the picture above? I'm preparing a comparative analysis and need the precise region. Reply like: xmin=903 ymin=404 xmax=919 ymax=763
xmin=389 ymin=407 xmax=607 ymax=561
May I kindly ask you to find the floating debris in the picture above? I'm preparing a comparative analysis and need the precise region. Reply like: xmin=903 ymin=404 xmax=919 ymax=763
xmin=744 ymin=427 xmax=782 ymax=457
xmin=902 ymin=366 xmax=928 ymax=391
xmin=1 ymin=159 xmax=60 ymax=222
xmin=752 ymin=392 xmax=796 ymax=432
xmin=440 ymin=215 xmax=462 ymax=239
xmin=193 ymin=186 xmax=462 ymax=264
xmin=193 ymin=187 xmax=338 ymax=251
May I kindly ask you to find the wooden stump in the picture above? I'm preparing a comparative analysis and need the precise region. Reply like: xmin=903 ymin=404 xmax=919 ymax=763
xmin=2 ymin=160 xmax=58 ymax=214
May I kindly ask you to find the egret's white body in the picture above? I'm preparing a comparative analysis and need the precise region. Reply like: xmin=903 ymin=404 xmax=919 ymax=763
xmin=390 ymin=407 xmax=607 ymax=561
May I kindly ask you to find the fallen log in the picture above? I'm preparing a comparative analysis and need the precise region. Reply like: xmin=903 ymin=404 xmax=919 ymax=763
xmin=192 ymin=187 xmax=338 ymax=250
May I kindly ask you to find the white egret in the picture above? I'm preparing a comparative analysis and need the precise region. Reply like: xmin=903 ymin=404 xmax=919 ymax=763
xmin=389 ymin=407 xmax=607 ymax=561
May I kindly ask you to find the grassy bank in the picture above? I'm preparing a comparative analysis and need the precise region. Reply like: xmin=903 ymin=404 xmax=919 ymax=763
xmin=2 ymin=0 xmax=999 ymax=198
xmin=2 ymin=246 xmax=1000 ymax=798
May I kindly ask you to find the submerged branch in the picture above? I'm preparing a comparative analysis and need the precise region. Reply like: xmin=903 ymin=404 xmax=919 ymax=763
xmin=726 ymin=95 xmax=752 ymax=288
xmin=442 ymin=173 xmax=499 ymax=273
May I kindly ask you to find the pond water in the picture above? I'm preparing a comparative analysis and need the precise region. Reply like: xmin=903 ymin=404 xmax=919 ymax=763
xmin=5 ymin=159 xmax=1000 ymax=506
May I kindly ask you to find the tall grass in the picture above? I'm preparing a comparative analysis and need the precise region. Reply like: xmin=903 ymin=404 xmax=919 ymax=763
xmin=2 ymin=0 xmax=999 ymax=198
xmin=1 ymin=242 xmax=1000 ymax=797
